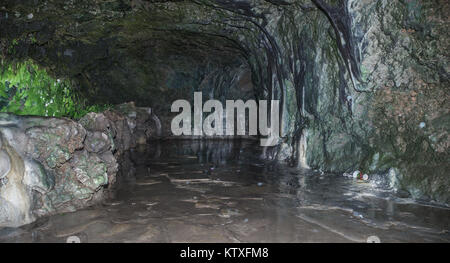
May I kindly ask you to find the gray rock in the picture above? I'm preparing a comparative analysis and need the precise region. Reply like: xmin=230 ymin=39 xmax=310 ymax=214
xmin=85 ymin=131 xmax=111 ymax=153
xmin=0 ymin=106 xmax=151 ymax=227
xmin=0 ymin=150 xmax=11 ymax=179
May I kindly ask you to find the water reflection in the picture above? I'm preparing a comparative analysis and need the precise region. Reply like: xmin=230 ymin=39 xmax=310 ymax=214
xmin=1 ymin=140 xmax=449 ymax=243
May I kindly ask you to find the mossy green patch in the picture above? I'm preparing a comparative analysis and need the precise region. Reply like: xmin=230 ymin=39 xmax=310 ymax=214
xmin=0 ymin=60 xmax=110 ymax=119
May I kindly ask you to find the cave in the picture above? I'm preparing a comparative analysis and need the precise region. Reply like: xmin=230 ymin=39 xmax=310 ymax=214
xmin=0 ymin=0 xmax=449 ymax=243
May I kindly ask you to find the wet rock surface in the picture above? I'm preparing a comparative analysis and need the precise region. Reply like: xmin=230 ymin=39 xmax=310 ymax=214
xmin=0 ymin=103 xmax=158 ymax=227
xmin=1 ymin=140 xmax=448 ymax=243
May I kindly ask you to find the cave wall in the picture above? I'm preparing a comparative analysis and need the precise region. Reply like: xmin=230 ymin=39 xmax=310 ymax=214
xmin=300 ymin=0 xmax=449 ymax=203
xmin=241 ymin=0 xmax=449 ymax=202
xmin=0 ymin=0 xmax=448 ymax=203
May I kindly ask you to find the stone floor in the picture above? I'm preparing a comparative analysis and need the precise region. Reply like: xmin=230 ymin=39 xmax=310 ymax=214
xmin=0 ymin=140 xmax=449 ymax=243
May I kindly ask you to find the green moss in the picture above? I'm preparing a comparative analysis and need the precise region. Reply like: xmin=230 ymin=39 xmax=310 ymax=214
xmin=0 ymin=60 xmax=111 ymax=119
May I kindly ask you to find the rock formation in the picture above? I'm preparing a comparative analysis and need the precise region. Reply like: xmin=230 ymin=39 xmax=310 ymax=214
xmin=0 ymin=103 xmax=157 ymax=227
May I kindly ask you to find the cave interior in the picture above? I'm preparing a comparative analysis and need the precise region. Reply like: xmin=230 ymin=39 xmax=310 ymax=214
xmin=0 ymin=0 xmax=449 ymax=243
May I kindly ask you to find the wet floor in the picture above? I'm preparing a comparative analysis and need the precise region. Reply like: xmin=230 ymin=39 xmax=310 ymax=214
xmin=1 ymin=140 xmax=449 ymax=243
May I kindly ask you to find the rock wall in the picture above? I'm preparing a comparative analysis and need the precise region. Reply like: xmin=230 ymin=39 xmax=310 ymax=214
xmin=186 ymin=0 xmax=449 ymax=203
xmin=287 ymin=0 xmax=450 ymax=203
xmin=0 ymin=103 xmax=157 ymax=227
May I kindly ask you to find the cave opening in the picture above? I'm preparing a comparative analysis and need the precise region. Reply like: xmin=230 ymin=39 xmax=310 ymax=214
xmin=0 ymin=0 xmax=449 ymax=243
